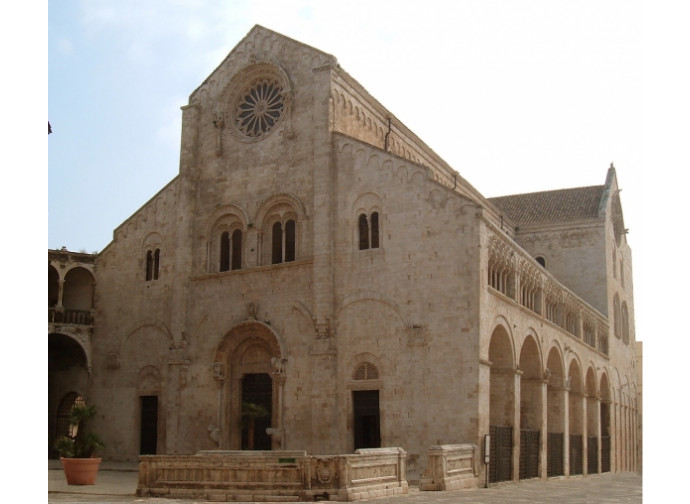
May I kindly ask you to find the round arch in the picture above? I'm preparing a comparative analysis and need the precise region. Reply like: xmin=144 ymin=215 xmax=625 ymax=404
xmin=48 ymin=332 xmax=91 ymax=458
xmin=214 ymin=322 xmax=286 ymax=450
xmin=545 ymin=345 xmax=566 ymax=477
xmin=518 ymin=334 xmax=543 ymax=480
xmin=488 ymin=323 xmax=516 ymax=483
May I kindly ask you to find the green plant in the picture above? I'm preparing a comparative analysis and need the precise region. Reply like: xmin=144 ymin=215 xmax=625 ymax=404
xmin=241 ymin=401 xmax=269 ymax=450
xmin=54 ymin=404 xmax=104 ymax=458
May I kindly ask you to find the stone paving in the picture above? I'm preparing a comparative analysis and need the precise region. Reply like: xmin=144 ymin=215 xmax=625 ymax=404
xmin=48 ymin=460 xmax=642 ymax=504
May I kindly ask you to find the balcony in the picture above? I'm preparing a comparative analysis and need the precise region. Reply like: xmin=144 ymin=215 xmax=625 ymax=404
xmin=49 ymin=307 xmax=93 ymax=326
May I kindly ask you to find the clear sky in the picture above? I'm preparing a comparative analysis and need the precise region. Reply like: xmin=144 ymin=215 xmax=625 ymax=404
xmin=42 ymin=0 xmax=688 ymax=492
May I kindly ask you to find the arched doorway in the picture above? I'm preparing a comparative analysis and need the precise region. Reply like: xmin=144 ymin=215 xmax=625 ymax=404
xmin=518 ymin=336 xmax=542 ymax=480
xmin=488 ymin=325 xmax=515 ymax=483
xmin=48 ymin=333 xmax=90 ymax=458
xmin=215 ymin=322 xmax=285 ymax=450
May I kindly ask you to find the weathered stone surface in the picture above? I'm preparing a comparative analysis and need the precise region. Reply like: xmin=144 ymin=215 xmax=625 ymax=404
xmin=48 ymin=25 xmax=641 ymax=490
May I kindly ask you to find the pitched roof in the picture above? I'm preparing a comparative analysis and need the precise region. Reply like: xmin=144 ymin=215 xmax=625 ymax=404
xmin=488 ymin=185 xmax=605 ymax=226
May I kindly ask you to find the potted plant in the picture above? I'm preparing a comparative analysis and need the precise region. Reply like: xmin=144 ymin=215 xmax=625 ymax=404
xmin=54 ymin=404 xmax=104 ymax=485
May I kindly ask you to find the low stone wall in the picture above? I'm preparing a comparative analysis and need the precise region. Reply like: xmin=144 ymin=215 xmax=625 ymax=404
xmin=419 ymin=444 xmax=480 ymax=491
xmin=137 ymin=447 xmax=407 ymax=502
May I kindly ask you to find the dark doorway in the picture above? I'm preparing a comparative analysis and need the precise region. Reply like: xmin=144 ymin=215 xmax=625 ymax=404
xmin=353 ymin=390 xmax=381 ymax=450
xmin=139 ymin=396 xmax=158 ymax=454
xmin=241 ymin=373 xmax=272 ymax=450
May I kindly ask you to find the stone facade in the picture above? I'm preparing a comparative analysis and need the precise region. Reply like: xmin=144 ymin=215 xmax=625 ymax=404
xmin=48 ymin=25 xmax=641 ymax=485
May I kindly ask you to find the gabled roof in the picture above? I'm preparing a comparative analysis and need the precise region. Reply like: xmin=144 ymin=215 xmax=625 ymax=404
xmin=488 ymin=185 xmax=606 ymax=226
xmin=190 ymin=24 xmax=337 ymax=100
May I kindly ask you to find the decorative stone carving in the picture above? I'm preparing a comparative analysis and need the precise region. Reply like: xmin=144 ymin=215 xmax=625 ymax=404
xmin=271 ymin=356 xmax=287 ymax=376
xmin=207 ymin=425 xmax=221 ymax=446
xmin=212 ymin=362 xmax=225 ymax=381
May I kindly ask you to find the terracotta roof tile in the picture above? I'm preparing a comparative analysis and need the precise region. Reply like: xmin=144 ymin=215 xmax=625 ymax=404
xmin=488 ymin=185 xmax=605 ymax=226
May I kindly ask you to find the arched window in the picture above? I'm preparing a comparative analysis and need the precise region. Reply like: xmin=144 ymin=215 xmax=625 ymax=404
xmin=271 ymin=219 xmax=296 ymax=264
xmin=220 ymin=232 xmax=231 ymax=272
xmin=284 ymin=219 xmax=296 ymax=262
xmin=371 ymin=212 xmax=379 ymax=248
xmin=220 ymin=230 xmax=243 ymax=272
xmin=272 ymin=222 xmax=282 ymax=264
xmin=145 ymin=248 xmax=160 ymax=281
xmin=232 ymin=229 xmax=242 ymax=270
xmin=535 ymin=256 xmax=546 ymax=268
xmin=354 ymin=362 xmax=379 ymax=381
xmin=146 ymin=250 xmax=153 ymax=281
xmin=153 ymin=249 xmax=160 ymax=279
xmin=358 ymin=214 xmax=369 ymax=250
xmin=613 ymin=293 xmax=621 ymax=338
xmin=358 ymin=212 xmax=380 ymax=250
xmin=622 ymin=302 xmax=630 ymax=344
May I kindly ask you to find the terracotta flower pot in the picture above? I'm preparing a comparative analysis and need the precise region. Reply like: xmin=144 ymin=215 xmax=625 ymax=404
xmin=60 ymin=457 xmax=102 ymax=485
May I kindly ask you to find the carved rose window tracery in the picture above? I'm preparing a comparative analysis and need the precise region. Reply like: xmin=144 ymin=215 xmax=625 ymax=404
xmin=235 ymin=78 xmax=285 ymax=138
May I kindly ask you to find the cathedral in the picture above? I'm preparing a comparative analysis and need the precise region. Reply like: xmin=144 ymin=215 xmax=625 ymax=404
xmin=49 ymin=25 xmax=640 ymax=486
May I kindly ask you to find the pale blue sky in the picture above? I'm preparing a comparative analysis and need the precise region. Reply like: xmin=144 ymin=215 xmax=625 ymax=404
xmin=43 ymin=1 xmax=689 ymax=488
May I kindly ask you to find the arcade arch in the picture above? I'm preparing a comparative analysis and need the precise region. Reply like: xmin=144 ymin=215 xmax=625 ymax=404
xmin=488 ymin=324 xmax=515 ymax=483
xmin=518 ymin=335 xmax=543 ymax=480
xmin=546 ymin=346 xmax=566 ymax=477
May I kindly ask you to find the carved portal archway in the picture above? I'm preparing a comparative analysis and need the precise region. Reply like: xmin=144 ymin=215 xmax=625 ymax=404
xmin=214 ymin=321 xmax=286 ymax=450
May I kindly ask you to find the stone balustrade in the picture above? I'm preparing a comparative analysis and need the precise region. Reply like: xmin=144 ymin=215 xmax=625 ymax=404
xmin=137 ymin=447 xmax=407 ymax=502
xmin=419 ymin=444 xmax=480 ymax=491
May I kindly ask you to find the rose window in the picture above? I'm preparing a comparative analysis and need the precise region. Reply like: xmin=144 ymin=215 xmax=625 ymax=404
xmin=235 ymin=78 xmax=285 ymax=138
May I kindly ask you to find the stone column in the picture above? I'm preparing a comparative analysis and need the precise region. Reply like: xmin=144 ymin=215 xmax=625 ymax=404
xmin=581 ymin=393 xmax=588 ymax=475
xmin=563 ymin=385 xmax=570 ymax=476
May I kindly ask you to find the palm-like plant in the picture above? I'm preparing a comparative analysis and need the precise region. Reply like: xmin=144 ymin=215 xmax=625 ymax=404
xmin=241 ymin=401 xmax=269 ymax=450
xmin=54 ymin=404 xmax=104 ymax=458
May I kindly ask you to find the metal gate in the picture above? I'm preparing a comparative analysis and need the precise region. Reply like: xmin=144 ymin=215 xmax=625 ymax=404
xmin=601 ymin=436 xmax=611 ymax=472
xmin=489 ymin=425 xmax=513 ymax=483
xmin=587 ymin=436 xmax=598 ymax=474
xmin=547 ymin=432 xmax=564 ymax=477
xmin=569 ymin=434 xmax=583 ymax=475
xmin=519 ymin=430 xmax=540 ymax=479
